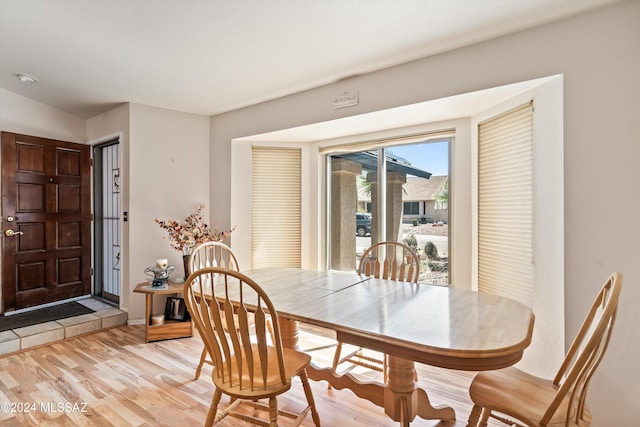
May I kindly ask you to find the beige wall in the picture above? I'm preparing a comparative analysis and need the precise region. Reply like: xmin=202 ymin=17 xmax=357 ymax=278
xmin=0 ymin=88 xmax=85 ymax=142
xmin=470 ymin=76 xmax=565 ymax=377
xmin=2 ymin=98 xmax=210 ymax=321
xmin=86 ymin=104 xmax=131 ymax=312
xmin=211 ymin=2 xmax=640 ymax=424
xmin=122 ymin=104 xmax=210 ymax=321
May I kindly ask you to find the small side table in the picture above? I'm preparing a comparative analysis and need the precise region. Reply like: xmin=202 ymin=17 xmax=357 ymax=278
xmin=133 ymin=280 xmax=193 ymax=343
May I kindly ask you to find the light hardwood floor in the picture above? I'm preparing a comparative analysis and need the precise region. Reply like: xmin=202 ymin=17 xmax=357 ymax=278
xmin=0 ymin=324 xmax=502 ymax=426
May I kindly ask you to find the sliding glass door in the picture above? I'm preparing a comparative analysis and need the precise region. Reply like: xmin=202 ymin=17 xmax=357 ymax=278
xmin=327 ymin=139 xmax=449 ymax=284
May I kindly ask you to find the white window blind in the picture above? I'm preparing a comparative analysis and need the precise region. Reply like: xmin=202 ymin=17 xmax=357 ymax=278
xmin=251 ymin=147 xmax=301 ymax=269
xmin=478 ymin=102 xmax=533 ymax=307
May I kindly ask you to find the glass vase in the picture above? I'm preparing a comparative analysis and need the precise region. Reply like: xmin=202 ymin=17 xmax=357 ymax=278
xmin=182 ymin=254 xmax=190 ymax=282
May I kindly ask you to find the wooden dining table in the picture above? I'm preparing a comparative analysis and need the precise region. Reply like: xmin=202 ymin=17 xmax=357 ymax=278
xmin=234 ymin=268 xmax=534 ymax=426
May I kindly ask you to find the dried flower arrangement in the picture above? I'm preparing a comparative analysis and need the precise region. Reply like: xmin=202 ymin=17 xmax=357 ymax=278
xmin=155 ymin=204 xmax=235 ymax=255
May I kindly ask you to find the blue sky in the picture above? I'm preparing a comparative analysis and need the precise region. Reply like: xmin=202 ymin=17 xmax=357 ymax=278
xmin=389 ymin=140 xmax=449 ymax=176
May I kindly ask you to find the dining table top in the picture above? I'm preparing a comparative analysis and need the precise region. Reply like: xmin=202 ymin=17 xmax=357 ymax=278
xmin=238 ymin=267 xmax=535 ymax=371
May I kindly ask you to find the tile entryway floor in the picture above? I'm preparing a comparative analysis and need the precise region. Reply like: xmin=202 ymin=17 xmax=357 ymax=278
xmin=0 ymin=298 xmax=127 ymax=356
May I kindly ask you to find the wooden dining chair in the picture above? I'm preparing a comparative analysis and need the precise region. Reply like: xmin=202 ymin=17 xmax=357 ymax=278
xmin=189 ymin=241 xmax=240 ymax=380
xmin=466 ymin=272 xmax=622 ymax=427
xmin=188 ymin=241 xmax=277 ymax=380
xmin=189 ymin=241 xmax=240 ymax=274
xmin=183 ymin=267 xmax=321 ymax=427
xmin=331 ymin=241 xmax=420 ymax=384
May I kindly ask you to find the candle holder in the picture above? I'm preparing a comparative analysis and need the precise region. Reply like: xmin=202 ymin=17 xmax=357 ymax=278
xmin=144 ymin=265 xmax=175 ymax=289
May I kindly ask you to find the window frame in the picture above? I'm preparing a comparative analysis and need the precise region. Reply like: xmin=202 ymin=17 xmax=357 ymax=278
xmin=403 ymin=201 xmax=420 ymax=215
xmin=323 ymin=137 xmax=452 ymax=284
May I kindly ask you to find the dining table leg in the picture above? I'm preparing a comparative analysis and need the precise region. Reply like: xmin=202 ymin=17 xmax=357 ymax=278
xmin=278 ymin=318 xmax=300 ymax=351
xmin=386 ymin=355 xmax=456 ymax=424
xmin=385 ymin=355 xmax=417 ymax=425
xmin=279 ymin=317 xmax=456 ymax=426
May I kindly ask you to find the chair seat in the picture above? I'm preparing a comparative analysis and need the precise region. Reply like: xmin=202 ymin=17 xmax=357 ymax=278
xmin=469 ymin=367 xmax=591 ymax=426
xmin=185 ymin=267 xmax=320 ymax=426
xmin=213 ymin=344 xmax=312 ymax=400
xmin=468 ymin=273 xmax=620 ymax=427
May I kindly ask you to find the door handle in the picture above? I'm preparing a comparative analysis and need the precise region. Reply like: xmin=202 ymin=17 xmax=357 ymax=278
xmin=5 ymin=229 xmax=24 ymax=237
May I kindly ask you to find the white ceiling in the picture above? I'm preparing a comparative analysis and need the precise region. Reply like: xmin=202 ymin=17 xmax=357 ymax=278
xmin=0 ymin=0 xmax=615 ymax=119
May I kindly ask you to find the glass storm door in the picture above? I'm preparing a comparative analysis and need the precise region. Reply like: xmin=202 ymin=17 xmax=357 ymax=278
xmin=93 ymin=141 xmax=121 ymax=303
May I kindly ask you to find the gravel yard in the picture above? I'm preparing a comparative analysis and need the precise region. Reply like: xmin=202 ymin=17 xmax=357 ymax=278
xmin=400 ymin=223 xmax=449 ymax=285
xmin=401 ymin=222 xmax=448 ymax=237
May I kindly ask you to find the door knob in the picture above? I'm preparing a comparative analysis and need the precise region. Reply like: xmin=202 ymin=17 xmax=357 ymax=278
xmin=5 ymin=229 xmax=24 ymax=237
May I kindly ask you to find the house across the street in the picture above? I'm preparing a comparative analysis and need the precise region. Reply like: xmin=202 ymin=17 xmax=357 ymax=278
xmin=358 ymin=175 xmax=448 ymax=224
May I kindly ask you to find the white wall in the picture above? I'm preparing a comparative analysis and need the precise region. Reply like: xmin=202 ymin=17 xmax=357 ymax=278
xmin=471 ymin=77 xmax=565 ymax=377
xmin=211 ymin=2 xmax=640 ymax=424
xmin=0 ymin=88 xmax=85 ymax=142
xmin=86 ymin=104 xmax=131 ymax=311
xmin=88 ymin=103 xmax=210 ymax=320
xmin=125 ymin=104 xmax=210 ymax=321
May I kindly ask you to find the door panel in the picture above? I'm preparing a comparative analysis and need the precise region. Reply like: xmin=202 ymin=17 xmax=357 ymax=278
xmin=2 ymin=132 xmax=91 ymax=313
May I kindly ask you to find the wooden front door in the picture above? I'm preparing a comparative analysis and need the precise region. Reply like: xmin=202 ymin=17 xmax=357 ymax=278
xmin=1 ymin=132 xmax=91 ymax=313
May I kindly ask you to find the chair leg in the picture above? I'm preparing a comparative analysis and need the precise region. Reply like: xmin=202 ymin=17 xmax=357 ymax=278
xmin=478 ymin=407 xmax=492 ymax=427
xmin=267 ymin=317 xmax=276 ymax=345
xmin=299 ymin=370 xmax=321 ymax=426
xmin=332 ymin=341 xmax=343 ymax=372
xmin=205 ymin=388 xmax=222 ymax=427
xmin=383 ymin=354 xmax=388 ymax=384
xmin=467 ymin=404 xmax=482 ymax=426
xmin=268 ymin=396 xmax=278 ymax=427
xmin=195 ymin=346 xmax=209 ymax=380
xmin=328 ymin=341 xmax=344 ymax=389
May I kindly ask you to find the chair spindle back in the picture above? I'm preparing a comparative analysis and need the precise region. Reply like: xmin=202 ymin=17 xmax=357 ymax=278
xmin=184 ymin=267 xmax=286 ymax=391
xmin=358 ymin=241 xmax=420 ymax=282
xmin=189 ymin=241 xmax=239 ymax=275
xmin=543 ymin=272 xmax=622 ymax=425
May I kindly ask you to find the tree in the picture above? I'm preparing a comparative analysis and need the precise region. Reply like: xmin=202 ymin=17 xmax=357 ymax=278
xmin=434 ymin=179 xmax=448 ymax=208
